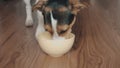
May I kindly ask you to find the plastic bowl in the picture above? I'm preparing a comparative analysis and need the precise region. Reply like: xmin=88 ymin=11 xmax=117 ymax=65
xmin=37 ymin=32 xmax=75 ymax=57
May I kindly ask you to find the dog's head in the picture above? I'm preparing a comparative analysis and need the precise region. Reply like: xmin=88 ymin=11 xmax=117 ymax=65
xmin=33 ymin=0 xmax=86 ymax=36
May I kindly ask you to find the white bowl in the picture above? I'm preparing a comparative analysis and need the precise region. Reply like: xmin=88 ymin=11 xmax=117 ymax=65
xmin=37 ymin=32 xmax=75 ymax=57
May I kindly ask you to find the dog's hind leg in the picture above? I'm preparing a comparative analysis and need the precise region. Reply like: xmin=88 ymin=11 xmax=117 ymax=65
xmin=24 ymin=0 xmax=33 ymax=27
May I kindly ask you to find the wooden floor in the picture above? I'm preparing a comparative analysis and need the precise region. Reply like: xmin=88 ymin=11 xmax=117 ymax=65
xmin=0 ymin=0 xmax=120 ymax=68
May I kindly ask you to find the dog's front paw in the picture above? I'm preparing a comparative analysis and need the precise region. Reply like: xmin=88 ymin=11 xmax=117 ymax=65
xmin=25 ymin=18 xmax=33 ymax=27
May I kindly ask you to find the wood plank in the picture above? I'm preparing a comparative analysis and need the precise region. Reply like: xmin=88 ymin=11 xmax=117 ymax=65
xmin=0 ymin=0 xmax=120 ymax=68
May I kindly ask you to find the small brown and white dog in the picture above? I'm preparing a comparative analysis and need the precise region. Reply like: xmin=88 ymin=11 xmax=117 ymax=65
xmin=23 ymin=0 xmax=86 ymax=39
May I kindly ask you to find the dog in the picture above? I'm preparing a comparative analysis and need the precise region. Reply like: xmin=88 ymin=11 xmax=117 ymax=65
xmin=23 ymin=0 xmax=86 ymax=39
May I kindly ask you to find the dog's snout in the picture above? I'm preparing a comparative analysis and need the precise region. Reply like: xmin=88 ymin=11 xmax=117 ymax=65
xmin=44 ymin=24 xmax=70 ymax=36
xmin=57 ymin=24 xmax=69 ymax=35
xmin=59 ymin=30 xmax=68 ymax=35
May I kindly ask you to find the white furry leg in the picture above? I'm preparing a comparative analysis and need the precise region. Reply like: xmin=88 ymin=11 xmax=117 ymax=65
xmin=35 ymin=10 xmax=45 ymax=40
xmin=24 ymin=0 xmax=33 ymax=27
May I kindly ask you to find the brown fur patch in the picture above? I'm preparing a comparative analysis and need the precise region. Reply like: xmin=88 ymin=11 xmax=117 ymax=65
xmin=69 ymin=0 xmax=87 ymax=15
xmin=58 ymin=6 xmax=68 ymax=12
xmin=57 ymin=24 xmax=69 ymax=33
xmin=32 ymin=0 xmax=48 ymax=11
xmin=60 ymin=28 xmax=72 ymax=37
xmin=44 ymin=7 xmax=52 ymax=12
xmin=44 ymin=24 xmax=53 ymax=34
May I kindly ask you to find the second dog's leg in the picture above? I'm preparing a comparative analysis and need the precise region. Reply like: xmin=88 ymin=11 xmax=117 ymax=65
xmin=35 ymin=10 xmax=45 ymax=40
xmin=24 ymin=0 xmax=33 ymax=26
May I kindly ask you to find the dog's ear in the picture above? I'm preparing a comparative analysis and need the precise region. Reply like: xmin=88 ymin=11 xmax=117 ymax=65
xmin=69 ymin=0 xmax=87 ymax=15
xmin=32 ymin=0 xmax=48 ymax=12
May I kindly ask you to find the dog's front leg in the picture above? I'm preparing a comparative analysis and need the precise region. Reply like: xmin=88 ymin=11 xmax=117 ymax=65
xmin=24 ymin=0 xmax=33 ymax=26
xmin=35 ymin=10 xmax=45 ymax=40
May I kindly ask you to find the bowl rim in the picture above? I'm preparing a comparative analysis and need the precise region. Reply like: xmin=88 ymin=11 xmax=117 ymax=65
xmin=38 ymin=32 xmax=75 ymax=41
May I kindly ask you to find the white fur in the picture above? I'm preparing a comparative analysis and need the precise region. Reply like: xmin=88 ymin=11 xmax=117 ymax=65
xmin=24 ymin=0 xmax=33 ymax=26
xmin=50 ymin=11 xmax=65 ymax=40
xmin=35 ymin=10 xmax=45 ymax=40
xmin=24 ymin=0 xmax=45 ymax=39
xmin=24 ymin=0 xmax=39 ymax=26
